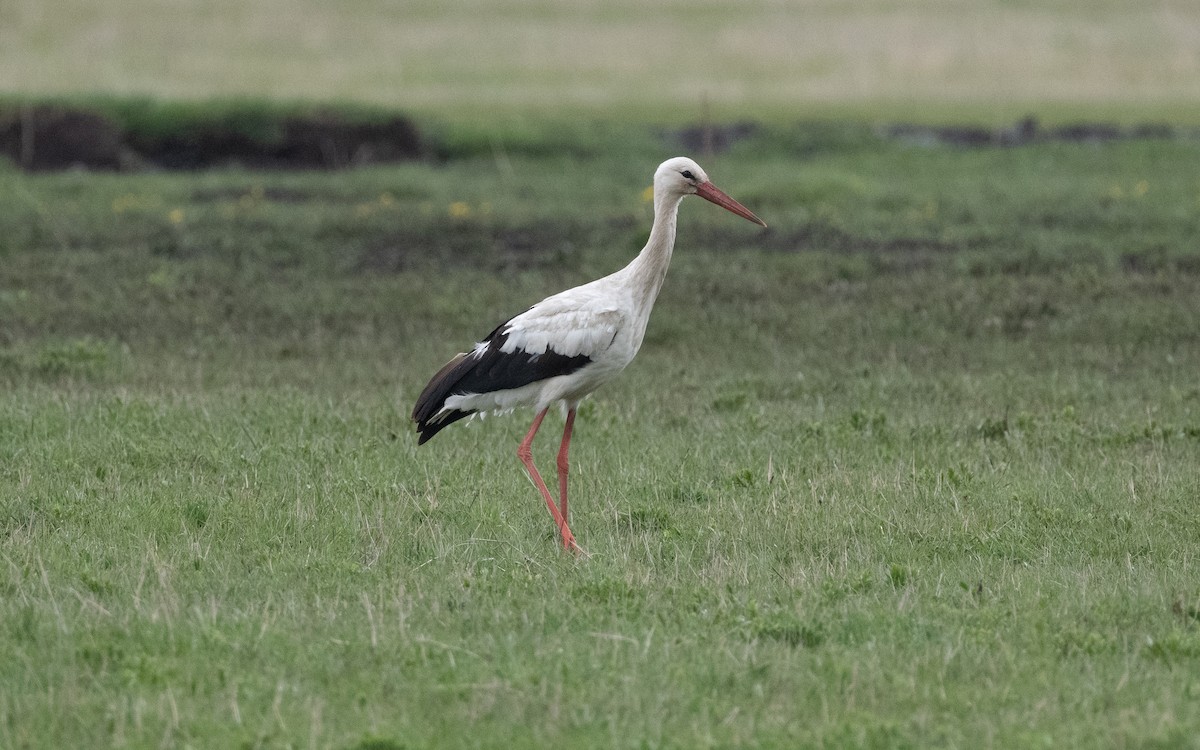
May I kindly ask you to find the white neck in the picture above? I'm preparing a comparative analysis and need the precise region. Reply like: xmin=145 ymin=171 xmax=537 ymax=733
xmin=623 ymin=190 xmax=683 ymax=313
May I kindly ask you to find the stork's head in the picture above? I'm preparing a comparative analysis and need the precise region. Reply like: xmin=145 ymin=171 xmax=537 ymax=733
xmin=653 ymin=157 xmax=767 ymax=227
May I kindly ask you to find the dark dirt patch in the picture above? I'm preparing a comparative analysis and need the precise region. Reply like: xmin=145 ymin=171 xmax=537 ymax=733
xmin=358 ymin=224 xmax=569 ymax=274
xmin=4 ymin=102 xmax=1194 ymax=174
xmin=0 ymin=105 xmax=125 ymax=171
xmin=355 ymin=217 xmax=639 ymax=274
xmin=704 ymin=222 xmax=959 ymax=257
xmin=355 ymin=217 xmax=961 ymax=277
xmin=669 ymin=116 xmax=1192 ymax=157
xmin=883 ymin=116 xmax=1187 ymax=148
xmin=669 ymin=121 xmax=761 ymax=155
xmin=129 ymin=112 xmax=422 ymax=170
xmin=0 ymin=104 xmax=423 ymax=172
xmin=697 ymin=222 xmax=976 ymax=277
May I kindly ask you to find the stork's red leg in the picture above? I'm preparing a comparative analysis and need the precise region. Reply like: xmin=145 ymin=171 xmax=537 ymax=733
xmin=556 ymin=408 xmax=576 ymax=532
xmin=518 ymin=408 xmax=579 ymax=552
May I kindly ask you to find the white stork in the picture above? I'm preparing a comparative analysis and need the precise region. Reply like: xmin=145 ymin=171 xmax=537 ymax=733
xmin=412 ymin=157 xmax=766 ymax=552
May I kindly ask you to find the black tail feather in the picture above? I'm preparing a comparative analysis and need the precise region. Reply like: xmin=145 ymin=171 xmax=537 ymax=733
xmin=412 ymin=352 xmax=473 ymax=444
xmin=415 ymin=408 xmax=475 ymax=445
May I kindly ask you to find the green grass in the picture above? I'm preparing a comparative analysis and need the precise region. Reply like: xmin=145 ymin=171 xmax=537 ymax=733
xmin=3 ymin=127 xmax=1200 ymax=747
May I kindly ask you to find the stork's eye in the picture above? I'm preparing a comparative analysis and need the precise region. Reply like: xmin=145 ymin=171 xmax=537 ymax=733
xmin=681 ymin=170 xmax=695 ymax=180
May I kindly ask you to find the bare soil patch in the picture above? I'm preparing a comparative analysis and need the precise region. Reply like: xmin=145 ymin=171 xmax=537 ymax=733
xmin=0 ymin=104 xmax=422 ymax=171
xmin=882 ymin=116 xmax=1185 ymax=148
xmin=3 ymin=103 xmax=1195 ymax=174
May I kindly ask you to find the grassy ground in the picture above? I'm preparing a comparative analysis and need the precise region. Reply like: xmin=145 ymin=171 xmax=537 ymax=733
xmin=4 ymin=0 xmax=1200 ymax=119
xmin=2 ymin=125 xmax=1200 ymax=747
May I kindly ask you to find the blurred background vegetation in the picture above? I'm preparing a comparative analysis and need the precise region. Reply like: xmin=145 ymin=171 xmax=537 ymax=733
xmin=3 ymin=0 xmax=1199 ymax=122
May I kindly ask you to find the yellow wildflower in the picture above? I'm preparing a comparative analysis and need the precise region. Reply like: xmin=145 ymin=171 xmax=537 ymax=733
xmin=449 ymin=201 xmax=471 ymax=218
xmin=167 ymin=208 xmax=185 ymax=224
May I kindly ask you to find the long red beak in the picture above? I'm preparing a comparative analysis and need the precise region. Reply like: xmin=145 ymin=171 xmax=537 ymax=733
xmin=695 ymin=181 xmax=767 ymax=227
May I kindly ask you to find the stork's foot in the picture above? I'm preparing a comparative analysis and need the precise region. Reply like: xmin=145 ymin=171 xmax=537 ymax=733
xmin=559 ymin=525 xmax=584 ymax=555
xmin=565 ymin=538 xmax=588 ymax=558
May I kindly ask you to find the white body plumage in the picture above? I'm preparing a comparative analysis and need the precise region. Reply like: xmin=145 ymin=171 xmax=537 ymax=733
xmin=444 ymin=270 xmax=644 ymax=418
xmin=411 ymin=156 xmax=765 ymax=551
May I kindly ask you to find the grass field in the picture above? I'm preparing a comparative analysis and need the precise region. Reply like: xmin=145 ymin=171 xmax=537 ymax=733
xmin=4 ymin=0 xmax=1200 ymax=119
xmin=3 ymin=123 xmax=1200 ymax=747
xmin=4 ymin=1 xmax=1200 ymax=746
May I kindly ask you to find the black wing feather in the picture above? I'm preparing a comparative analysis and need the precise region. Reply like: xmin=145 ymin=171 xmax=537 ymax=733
xmin=412 ymin=318 xmax=593 ymax=445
